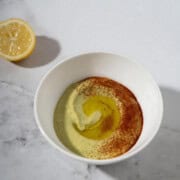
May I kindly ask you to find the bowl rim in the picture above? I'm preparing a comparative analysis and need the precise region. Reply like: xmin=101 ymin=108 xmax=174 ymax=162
xmin=34 ymin=51 xmax=163 ymax=165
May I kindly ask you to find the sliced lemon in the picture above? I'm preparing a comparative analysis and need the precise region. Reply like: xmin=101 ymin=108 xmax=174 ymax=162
xmin=0 ymin=18 xmax=36 ymax=61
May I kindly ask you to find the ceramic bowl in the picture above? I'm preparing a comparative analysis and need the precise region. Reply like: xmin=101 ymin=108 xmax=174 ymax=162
xmin=34 ymin=52 xmax=163 ymax=165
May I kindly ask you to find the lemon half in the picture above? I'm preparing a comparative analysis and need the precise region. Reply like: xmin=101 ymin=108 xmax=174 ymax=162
xmin=0 ymin=18 xmax=36 ymax=61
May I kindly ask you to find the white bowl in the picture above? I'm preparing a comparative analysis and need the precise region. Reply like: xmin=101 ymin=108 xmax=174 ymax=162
xmin=34 ymin=52 xmax=163 ymax=165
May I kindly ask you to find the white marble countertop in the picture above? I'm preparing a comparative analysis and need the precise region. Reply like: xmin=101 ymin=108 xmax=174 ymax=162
xmin=0 ymin=0 xmax=180 ymax=179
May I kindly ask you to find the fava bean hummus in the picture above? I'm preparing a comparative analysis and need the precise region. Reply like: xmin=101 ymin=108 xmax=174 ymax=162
xmin=54 ymin=77 xmax=143 ymax=159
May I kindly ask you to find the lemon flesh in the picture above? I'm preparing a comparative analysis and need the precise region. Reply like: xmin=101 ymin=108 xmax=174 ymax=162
xmin=0 ymin=18 xmax=36 ymax=61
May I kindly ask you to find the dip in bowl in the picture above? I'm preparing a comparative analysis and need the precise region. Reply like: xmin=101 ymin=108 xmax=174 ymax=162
xmin=34 ymin=52 xmax=163 ymax=165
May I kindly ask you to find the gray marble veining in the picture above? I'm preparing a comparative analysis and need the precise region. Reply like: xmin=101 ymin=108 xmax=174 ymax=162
xmin=0 ymin=81 xmax=92 ymax=180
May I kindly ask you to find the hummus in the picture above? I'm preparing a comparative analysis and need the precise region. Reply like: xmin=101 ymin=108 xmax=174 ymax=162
xmin=54 ymin=77 xmax=143 ymax=159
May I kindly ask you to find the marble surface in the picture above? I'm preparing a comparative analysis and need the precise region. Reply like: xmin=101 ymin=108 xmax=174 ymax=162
xmin=0 ymin=0 xmax=180 ymax=179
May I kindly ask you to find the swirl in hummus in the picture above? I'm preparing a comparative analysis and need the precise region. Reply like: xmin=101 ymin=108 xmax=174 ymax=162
xmin=54 ymin=77 xmax=143 ymax=159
